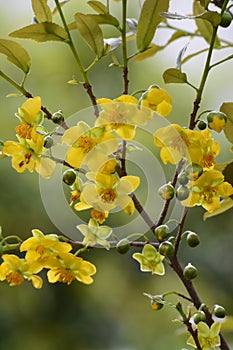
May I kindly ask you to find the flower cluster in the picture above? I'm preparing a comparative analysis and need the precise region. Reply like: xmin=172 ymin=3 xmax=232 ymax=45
xmin=0 ymin=229 xmax=96 ymax=288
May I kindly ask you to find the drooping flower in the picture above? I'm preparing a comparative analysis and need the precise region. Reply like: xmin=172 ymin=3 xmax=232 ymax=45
xmin=77 ymin=219 xmax=112 ymax=249
xmin=181 ymin=169 xmax=233 ymax=212
xmin=16 ymin=96 xmax=43 ymax=125
xmin=74 ymin=172 xmax=140 ymax=212
xmin=45 ymin=252 xmax=96 ymax=285
xmin=62 ymin=121 xmax=118 ymax=171
xmin=0 ymin=254 xmax=43 ymax=288
xmin=96 ymin=95 xmax=153 ymax=140
xmin=140 ymin=86 xmax=172 ymax=117
xmin=187 ymin=321 xmax=221 ymax=350
xmin=20 ymin=229 xmax=72 ymax=263
xmin=3 ymin=127 xmax=56 ymax=178
xmin=133 ymin=244 xmax=165 ymax=275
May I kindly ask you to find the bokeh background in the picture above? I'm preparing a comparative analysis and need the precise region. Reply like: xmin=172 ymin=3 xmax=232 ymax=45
xmin=0 ymin=1 xmax=233 ymax=349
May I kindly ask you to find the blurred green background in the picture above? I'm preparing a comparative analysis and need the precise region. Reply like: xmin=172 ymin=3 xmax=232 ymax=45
xmin=0 ymin=1 xmax=233 ymax=349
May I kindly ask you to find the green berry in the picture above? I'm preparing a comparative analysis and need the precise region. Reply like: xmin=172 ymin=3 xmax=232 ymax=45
xmin=159 ymin=241 xmax=175 ymax=257
xmin=193 ymin=311 xmax=206 ymax=324
xmin=197 ymin=120 xmax=207 ymax=130
xmin=178 ymin=172 xmax=189 ymax=186
xmin=154 ymin=224 xmax=169 ymax=241
xmin=183 ymin=263 xmax=198 ymax=280
xmin=158 ymin=183 xmax=175 ymax=200
xmin=213 ymin=304 xmax=226 ymax=318
xmin=52 ymin=110 xmax=64 ymax=124
xmin=220 ymin=11 xmax=232 ymax=28
xmin=116 ymin=239 xmax=130 ymax=254
xmin=44 ymin=135 xmax=54 ymax=148
xmin=63 ymin=169 xmax=77 ymax=186
xmin=185 ymin=231 xmax=200 ymax=247
xmin=176 ymin=185 xmax=189 ymax=201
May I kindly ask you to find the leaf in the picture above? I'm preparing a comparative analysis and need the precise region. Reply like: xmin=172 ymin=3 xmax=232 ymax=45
xmin=198 ymin=0 xmax=211 ymax=9
xmin=203 ymin=198 xmax=233 ymax=220
xmin=52 ymin=1 xmax=69 ymax=15
xmin=193 ymin=1 xmax=220 ymax=48
xmin=89 ymin=14 xmax=120 ymax=27
xmin=31 ymin=0 xmax=52 ymax=22
xmin=134 ymin=44 xmax=162 ymax=62
xmin=136 ymin=0 xmax=169 ymax=52
xmin=163 ymin=68 xmax=187 ymax=84
xmin=0 ymin=39 xmax=31 ymax=73
xmin=10 ymin=22 xmax=68 ymax=42
xmin=74 ymin=13 xmax=104 ymax=58
xmin=88 ymin=1 xmax=109 ymax=14
xmin=221 ymin=102 xmax=233 ymax=144
xmin=198 ymin=11 xmax=221 ymax=27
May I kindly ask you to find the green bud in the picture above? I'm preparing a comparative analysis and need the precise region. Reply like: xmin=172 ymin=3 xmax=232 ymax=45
xmin=220 ymin=11 xmax=232 ymax=28
xmin=158 ymin=183 xmax=175 ymax=200
xmin=44 ymin=135 xmax=54 ymax=148
xmin=52 ymin=110 xmax=64 ymax=124
xmin=185 ymin=231 xmax=200 ymax=247
xmin=185 ymin=163 xmax=203 ymax=181
xmin=213 ymin=304 xmax=226 ymax=318
xmin=197 ymin=120 xmax=207 ymax=130
xmin=178 ymin=172 xmax=189 ymax=186
xmin=159 ymin=241 xmax=175 ymax=257
xmin=176 ymin=185 xmax=189 ymax=201
xmin=63 ymin=169 xmax=77 ymax=186
xmin=151 ymin=295 xmax=164 ymax=310
xmin=116 ymin=239 xmax=130 ymax=254
xmin=183 ymin=263 xmax=198 ymax=280
xmin=199 ymin=303 xmax=208 ymax=313
xmin=154 ymin=224 xmax=169 ymax=241
xmin=193 ymin=311 xmax=206 ymax=324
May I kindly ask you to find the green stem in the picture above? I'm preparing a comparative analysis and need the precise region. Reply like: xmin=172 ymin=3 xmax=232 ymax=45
xmin=210 ymin=54 xmax=233 ymax=69
xmin=121 ymin=0 xmax=129 ymax=94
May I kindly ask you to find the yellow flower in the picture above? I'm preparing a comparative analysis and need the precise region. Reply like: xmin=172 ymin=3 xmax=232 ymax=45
xmin=45 ymin=252 xmax=96 ymax=285
xmin=187 ymin=321 xmax=221 ymax=350
xmin=77 ymin=219 xmax=112 ymax=249
xmin=74 ymin=172 xmax=140 ymax=212
xmin=20 ymin=229 xmax=72 ymax=263
xmin=62 ymin=121 xmax=118 ymax=171
xmin=140 ymin=86 xmax=172 ymax=117
xmin=17 ymin=96 xmax=43 ymax=125
xmin=0 ymin=254 xmax=43 ymax=288
xmin=3 ymin=127 xmax=56 ymax=178
xmin=181 ymin=170 xmax=233 ymax=212
xmin=133 ymin=244 xmax=165 ymax=275
xmin=96 ymin=95 xmax=153 ymax=140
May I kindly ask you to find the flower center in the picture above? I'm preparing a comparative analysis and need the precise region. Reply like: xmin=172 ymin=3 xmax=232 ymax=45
xmin=108 ymin=110 xmax=126 ymax=128
xmin=100 ymin=189 xmax=117 ymax=203
xmin=201 ymin=154 xmax=215 ymax=169
xmin=57 ymin=269 xmax=75 ymax=285
xmin=19 ymin=153 xmax=32 ymax=168
xmin=35 ymin=245 xmax=45 ymax=256
xmin=6 ymin=271 xmax=24 ymax=286
xmin=77 ymin=136 xmax=97 ymax=153
xmin=15 ymin=123 xmax=32 ymax=139
xmin=91 ymin=209 xmax=107 ymax=223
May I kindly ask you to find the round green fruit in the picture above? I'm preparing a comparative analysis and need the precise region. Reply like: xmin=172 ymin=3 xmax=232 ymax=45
xmin=116 ymin=239 xmax=130 ymax=254
xmin=220 ymin=11 xmax=232 ymax=28
xmin=186 ymin=231 xmax=200 ymax=247
xmin=154 ymin=224 xmax=169 ymax=241
xmin=213 ymin=304 xmax=226 ymax=318
xmin=193 ymin=311 xmax=206 ymax=324
xmin=63 ymin=169 xmax=77 ymax=186
xmin=197 ymin=120 xmax=207 ymax=130
xmin=183 ymin=263 xmax=198 ymax=280
xmin=44 ymin=135 xmax=54 ymax=148
xmin=159 ymin=241 xmax=175 ymax=257
xmin=52 ymin=110 xmax=64 ymax=124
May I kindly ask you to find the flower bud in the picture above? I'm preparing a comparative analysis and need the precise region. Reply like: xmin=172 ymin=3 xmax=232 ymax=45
xmin=193 ymin=311 xmax=206 ymax=324
xmin=159 ymin=241 xmax=175 ymax=257
xmin=158 ymin=183 xmax=175 ymax=200
xmin=116 ymin=239 xmax=130 ymax=254
xmin=62 ymin=169 xmax=77 ymax=186
xmin=178 ymin=172 xmax=189 ymax=186
xmin=185 ymin=163 xmax=203 ymax=181
xmin=183 ymin=263 xmax=198 ymax=280
xmin=213 ymin=304 xmax=226 ymax=318
xmin=176 ymin=185 xmax=189 ymax=201
xmin=44 ymin=135 xmax=54 ymax=148
xmin=197 ymin=120 xmax=207 ymax=130
xmin=185 ymin=231 xmax=200 ymax=247
xmin=52 ymin=110 xmax=64 ymax=124
xmin=151 ymin=295 xmax=164 ymax=310
xmin=154 ymin=224 xmax=169 ymax=241
xmin=207 ymin=111 xmax=227 ymax=133
xmin=220 ymin=11 xmax=232 ymax=28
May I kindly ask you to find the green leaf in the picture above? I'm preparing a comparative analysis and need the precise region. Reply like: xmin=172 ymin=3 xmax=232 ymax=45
xmin=198 ymin=0 xmax=211 ymax=9
xmin=203 ymin=198 xmax=233 ymax=220
xmin=134 ymin=44 xmax=162 ymax=62
xmin=89 ymin=14 xmax=120 ymax=27
xmin=198 ymin=11 xmax=221 ymax=27
xmin=136 ymin=0 xmax=169 ymax=52
xmin=163 ymin=68 xmax=187 ymax=84
xmin=193 ymin=1 xmax=220 ymax=48
xmin=9 ymin=22 xmax=68 ymax=42
xmin=74 ymin=13 xmax=104 ymax=58
xmin=31 ymin=0 xmax=52 ymax=22
xmin=220 ymin=102 xmax=233 ymax=144
xmin=0 ymin=39 xmax=31 ymax=73
xmin=52 ymin=1 xmax=69 ymax=15
xmin=88 ymin=1 xmax=109 ymax=14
